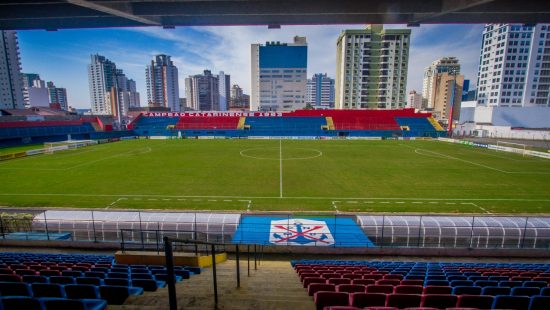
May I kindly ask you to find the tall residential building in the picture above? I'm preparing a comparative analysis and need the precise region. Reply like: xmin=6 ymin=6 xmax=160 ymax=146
xmin=22 ymin=73 xmax=41 ymax=107
xmin=126 ymin=79 xmax=140 ymax=108
xmin=250 ymin=36 xmax=308 ymax=111
xmin=27 ymin=79 xmax=50 ymax=107
xmin=408 ymin=90 xmax=423 ymax=110
xmin=185 ymin=70 xmax=220 ymax=111
xmin=88 ymin=54 xmax=117 ymax=114
xmin=46 ymin=81 xmax=69 ymax=110
xmin=422 ymin=57 xmax=461 ymax=108
xmin=0 ymin=30 xmax=25 ymax=109
xmin=476 ymin=24 xmax=550 ymax=107
xmin=145 ymin=54 xmax=179 ymax=111
xmin=88 ymin=54 xmax=138 ymax=116
xmin=218 ymin=71 xmax=230 ymax=111
xmin=306 ymin=73 xmax=335 ymax=109
xmin=229 ymin=84 xmax=250 ymax=110
xmin=336 ymin=25 xmax=410 ymax=109
xmin=431 ymin=72 xmax=464 ymax=125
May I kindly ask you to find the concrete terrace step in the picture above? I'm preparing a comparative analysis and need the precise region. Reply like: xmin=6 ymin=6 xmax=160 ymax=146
xmin=123 ymin=259 xmax=314 ymax=310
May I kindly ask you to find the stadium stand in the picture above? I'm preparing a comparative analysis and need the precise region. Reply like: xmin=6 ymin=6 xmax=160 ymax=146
xmin=130 ymin=108 xmax=446 ymax=138
xmin=0 ymin=252 xmax=201 ymax=308
xmin=292 ymin=260 xmax=550 ymax=310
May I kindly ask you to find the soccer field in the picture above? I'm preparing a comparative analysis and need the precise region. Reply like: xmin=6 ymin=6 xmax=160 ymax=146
xmin=1 ymin=138 xmax=550 ymax=214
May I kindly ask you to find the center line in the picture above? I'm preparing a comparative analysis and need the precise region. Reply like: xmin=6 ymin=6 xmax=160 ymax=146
xmin=279 ymin=139 xmax=283 ymax=198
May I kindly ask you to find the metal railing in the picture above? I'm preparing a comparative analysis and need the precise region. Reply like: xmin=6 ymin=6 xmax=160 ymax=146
xmin=1 ymin=211 xmax=549 ymax=250
xmin=162 ymin=237 xmax=264 ymax=310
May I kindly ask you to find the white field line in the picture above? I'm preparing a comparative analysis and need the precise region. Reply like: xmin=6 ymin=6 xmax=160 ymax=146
xmin=407 ymin=144 xmax=550 ymax=175
xmin=105 ymin=197 xmax=127 ymax=209
xmin=279 ymin=139 xmax=283 ymax=198
xmin=107 ymin=196 xmax=250 ymax=210
xmin=0 ymin=147 xmax=151 ymax=171
xmin=331 ymin=201 xmax=340 ymax=213
xmin=2 ymin=193 xmax=550 ymax=202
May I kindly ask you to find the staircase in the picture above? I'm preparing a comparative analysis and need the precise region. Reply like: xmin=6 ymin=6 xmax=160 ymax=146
xmin=113 ymin=259 xmax=315 ymax=310
xmin=90 ymin=122 xmax=103 ymax=132
xmin=326 ymin=117 xmax=335 ymax=130
xmin=237 ymin=117 xmax=247 ymax=130
xmin=427 ymin=116 xmax=445 ymax=131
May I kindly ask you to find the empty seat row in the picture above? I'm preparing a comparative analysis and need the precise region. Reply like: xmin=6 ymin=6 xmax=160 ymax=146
xmin=0 ymin=282 xmax=143 ymax=305
xmin=0 ymin=296 xmax=106 ymax=310
xmin=314 ymin=292 xmax=550 ymax=310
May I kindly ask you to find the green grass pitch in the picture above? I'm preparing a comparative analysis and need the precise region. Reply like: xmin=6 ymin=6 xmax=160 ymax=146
xmin=1 ymin=138 xmax=550 ymax=214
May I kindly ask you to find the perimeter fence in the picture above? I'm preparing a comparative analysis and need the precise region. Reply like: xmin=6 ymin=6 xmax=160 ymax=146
xmin=0 ymin=210 xmax=548 ymax=249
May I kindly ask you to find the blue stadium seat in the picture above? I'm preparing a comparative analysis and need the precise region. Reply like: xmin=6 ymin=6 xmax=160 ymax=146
xmin=40 ymin=297 xmax=107 ymax=310
xmin=22 ymin=275 xmax=48 ymax=284
xmin=452 ymin=286 xmax=482 ymax=295
xmin=31 ymin=283 xmax=65 ymax=298
xmin=0 ymin=296 xmax=42 ymax=310
xmin=0 ymin=282 xmax=32 ymax=297
xmin=512 ymin=287 xmax=541 ymax=297
xmin=49 ymin=276 xmax=75 ymax=285
xmin=481 ymin=286 xmax=511 ymax=296
xmin=64 ymin=284 xmax=101 ymax=299
xmin=76 ymin=277 xmax=102 ymax=286
xmin=530 ymin=296 xmax=550 ymax=310
xmin=493 ymin=295 xmax=530 ymax=310
xmin=103 ymin=278 xmax=130 ymax=286
xmin=99 ymin=285 xmax=143 ymax=305
xmin=456 ymin=294 xmax=494 ymax=309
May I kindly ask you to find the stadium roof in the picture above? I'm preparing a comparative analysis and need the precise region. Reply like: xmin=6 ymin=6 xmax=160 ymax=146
xmin=1 ymin=0 xmax=549 ymax=30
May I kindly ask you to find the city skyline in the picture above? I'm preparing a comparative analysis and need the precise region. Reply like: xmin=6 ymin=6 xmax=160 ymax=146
xmin=16 ymin=24 xmax=484 ymax=109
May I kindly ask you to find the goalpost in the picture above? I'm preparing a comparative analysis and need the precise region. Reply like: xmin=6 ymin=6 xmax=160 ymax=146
xmin=495 ymin=141 xmax=529 ymax=157
xmin=44 ymin=140 xmax=97 ymax=154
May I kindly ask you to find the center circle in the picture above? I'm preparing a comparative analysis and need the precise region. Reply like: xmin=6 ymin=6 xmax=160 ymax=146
xmin=240 ymin=147 xmax=323 ymax=160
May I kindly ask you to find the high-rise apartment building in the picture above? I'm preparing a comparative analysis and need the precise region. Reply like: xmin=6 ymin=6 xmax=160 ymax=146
xmin=22 ymin=73 xmax=41 ymax=107
xmin=185 ymin=70 xmax=220 ymax=111
xmin=336 ymin=25 xmax=410 ymax=109
xmin=88 ymin=54 xmax=138 ymax=116
xmin=476 ymin=24 xmax=550 ymax=107
xmin=88 ymin=54 xmax=117 ymax=114
xmin=126 ymin=79 xmax=140 ymax=109
xmin=229 ymin=84 xmax=250 ymax=110
xmin=422 ymin=57 xmax=461 ymax=108
xmin=431 ymin=73 xmax=464 ymax=125
xmin=27 ymin=78 xmax=50 ymax=107
xmin=0 ymin=30 xmax=24 ymax=109
xmin=306 ymin=73 xmax=335 ymax=109
xmin=250 ymin=36 xmax=308 ymax=111
xmin=408 ymin=90 xmax=423 ymax=110
xmin=218 ymin=71 xmax=230 ymax=111
xmin=47 ymin=81 xmax=69 ymax=110
xmin=146 ymin=54 xmax=179 ymax=111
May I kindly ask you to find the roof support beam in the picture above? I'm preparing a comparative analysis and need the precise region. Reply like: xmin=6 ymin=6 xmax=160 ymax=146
xmin=66 ymin=0 xmax=161 ymax=26
xmin=411 ymin=0 xmax=497 ymax=24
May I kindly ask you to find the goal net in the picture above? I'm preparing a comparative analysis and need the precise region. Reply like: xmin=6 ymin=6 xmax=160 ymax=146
xmin=495 ymin=141 xmax=532 ymax=157
xmin=44 ymin=140 xmax=97 ymax=154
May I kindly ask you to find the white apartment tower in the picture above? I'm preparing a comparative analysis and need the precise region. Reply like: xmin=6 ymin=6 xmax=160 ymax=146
xmin=422 ymin=57 xmax=461 ymax=108
xmin=218 ymin=71 xmax=230 ymax=111
xmin=306 ymin=73 xmax=335 ymax=108
xmin=476 ymin=24 xmax=550 ymax=107
xmin=250 ymin=36 xmax=308 ymax=111
xmin=146 ymin=54 xmax=180 ymax=111
xmin=88 ymin=54 xmax=117 ymax=114
xmin=336 ymin=25 xmax=410 ymax=109
xmin=0 ymin=30 xmax=24 ymax=109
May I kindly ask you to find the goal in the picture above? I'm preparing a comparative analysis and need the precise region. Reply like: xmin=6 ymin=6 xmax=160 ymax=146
xmin=44 ymin=140 xmax=97 ymax=154
xmin=496 ymin=141 xmax=529 ymax=157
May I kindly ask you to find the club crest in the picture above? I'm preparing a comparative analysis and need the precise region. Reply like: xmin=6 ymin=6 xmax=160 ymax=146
xmin=269 ymin=218 xmax=335 ymax=246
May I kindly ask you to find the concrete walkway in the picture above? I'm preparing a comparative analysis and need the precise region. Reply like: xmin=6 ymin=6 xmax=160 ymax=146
xmin=112 ymin=259 xmax=315 ymax=310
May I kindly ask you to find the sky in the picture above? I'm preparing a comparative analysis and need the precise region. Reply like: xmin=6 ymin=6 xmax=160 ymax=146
xmin=17 ymin=24 xmax=484 ymax=109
